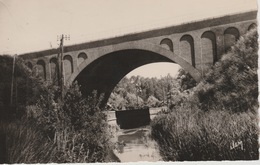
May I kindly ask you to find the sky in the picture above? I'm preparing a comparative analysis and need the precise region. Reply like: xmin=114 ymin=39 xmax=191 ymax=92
xmin=0 ymin=0 xmax=258 ymax=78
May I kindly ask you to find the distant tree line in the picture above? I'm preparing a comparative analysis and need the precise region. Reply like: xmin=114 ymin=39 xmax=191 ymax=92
xmin=108 ymin=70 xmax=197 ymax=110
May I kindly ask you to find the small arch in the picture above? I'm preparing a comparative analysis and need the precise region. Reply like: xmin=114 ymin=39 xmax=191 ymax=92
xmin=26 ymin=61 xmax=33 ymax=70
xmin=36 ymin=60 xmax=46 ymax=80
xmin=63 ymin=55 xmax=73 ymax=81
xmin=248 ymin=23 xmax=257 ymax=31
xmin=77 ymin=52 xmax=88 ymax=66
xmin=160 ymin=38 xmax=173 ymax=52
xmin=224 ymin=27 xmax=240 ymax=53
xmin=201 ymin=31 xmax=217 ymax=71
xmin=180 ymin=34 xmax=195 ymax=67
xmin=50 ymin=58 xmax=60 ymax=85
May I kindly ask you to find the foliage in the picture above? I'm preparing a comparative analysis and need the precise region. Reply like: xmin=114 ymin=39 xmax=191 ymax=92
xmin=0 ymin=120 xmax=55 ymax=163
xmin=195 ymin=28 xmax=258 ymax=113
xmin=26 ymin=83 xmax=112 ymax=163
xmin=151 ymin=108 xmax=259 ymax=161
xmin=60 ymin=84 xmax=111 ymax=162
xmin=0 ymin=55 xmax=113 ymax=163
xmin=0 ymin=55 xmax=45 ymax=121
xmin=176 ymin=68 xmax=197 ymax=91
xmin=108 ymin=74 xmax=183 ymax=109
xmin=124 ymin=92 xmax=144 ymax=109
xmin=107 ymin=92 xmax=127 ymax=110
xmin=146 ymin=95 xmax=160 ymax=107
xmin=151 ymin=28 xmax=259 ymax=161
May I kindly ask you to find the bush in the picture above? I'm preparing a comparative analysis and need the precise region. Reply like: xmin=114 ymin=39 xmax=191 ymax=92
xmin=0 ymin=55 xmax=46 ymax=121
xmin=1 ymin=81 xmax=113 ymax=163
xmin=176 ymin=68 xmax=197 ymax=91
xmin=196 ymin=28 xmax=258 ymax=113
xmin=151 ymin=28 xmax=259 ymax=161
xmin=58 ymin=84 xmax=112 ymax=162
xmin=0 ymin=54 xmax=114 ymax=163
xmin=27 ymin=82 xmax=112 ymax=163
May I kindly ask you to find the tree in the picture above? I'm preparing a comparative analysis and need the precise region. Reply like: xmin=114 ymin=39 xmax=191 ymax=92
xmin=176 ymin=68 xmax=197 ymax=91
xmin=0 ymin=55 xmax=46 ymax=121
xmin=146 ymin=95 xmax=160 ymax=107
xmin=125 ymin=93 xmax=144 ymax=109
xmin=196 ymin=28 xmax=258 ymax=113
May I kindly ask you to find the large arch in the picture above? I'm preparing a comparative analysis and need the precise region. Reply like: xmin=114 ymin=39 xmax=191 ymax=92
xmin=66 ymin=42 xmax=202 ymax=104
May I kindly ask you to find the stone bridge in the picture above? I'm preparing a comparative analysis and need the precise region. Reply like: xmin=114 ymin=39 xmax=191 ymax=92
xmin=20 ymin=11 xmax=257 ymax=101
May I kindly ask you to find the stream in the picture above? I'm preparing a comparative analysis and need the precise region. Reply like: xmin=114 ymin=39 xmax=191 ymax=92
xmin=107 ymin=108 xmax=162 ymax=162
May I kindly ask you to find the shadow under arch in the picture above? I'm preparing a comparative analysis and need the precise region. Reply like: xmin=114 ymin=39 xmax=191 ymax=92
xmin=224 ymin=27 xmax=240 ymax=53
xmin=66 ymin=42 xmax=202 ymax=104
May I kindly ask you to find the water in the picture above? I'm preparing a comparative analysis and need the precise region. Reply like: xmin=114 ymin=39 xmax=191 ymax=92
xmin=107 ymin=108 xmax=163 ymax=162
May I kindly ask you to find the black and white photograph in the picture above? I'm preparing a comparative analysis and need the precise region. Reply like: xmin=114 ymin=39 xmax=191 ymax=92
xmin=0 ymin=0 xmax=259 ymax=164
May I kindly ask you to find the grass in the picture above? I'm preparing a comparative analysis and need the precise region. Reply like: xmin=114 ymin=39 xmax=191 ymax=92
xmin=0 ymin=120 xmax=55 ymax=163
xmin=151 ymin=107 xmax=259 ymax=161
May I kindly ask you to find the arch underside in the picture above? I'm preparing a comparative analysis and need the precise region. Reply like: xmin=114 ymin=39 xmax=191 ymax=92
xmin=74 ymin=49 xmax=176 ymax=104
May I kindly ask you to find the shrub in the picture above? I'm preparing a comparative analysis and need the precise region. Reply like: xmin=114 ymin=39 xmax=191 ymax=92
xmin=1 ymin=81 xmax=112 ymax=163
xmin=0 ymin=55 xmax=46 ymax=121
xmin=0 ymin=55 xmax=113 ymax=163
xmin=196 ymin=28 xmax=258 ymax=113
xmin=176 ymin=68 xmax=197 ymax=91
xmin=151 ymin=28 xmax=259 ymax=161
xmin=57 ymin=84 xmax=112 ymax=162
xmin=27 ymin=82 xmax=112 ymax=163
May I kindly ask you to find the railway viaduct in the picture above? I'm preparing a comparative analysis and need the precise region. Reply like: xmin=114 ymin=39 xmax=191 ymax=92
xmin=20 ymin=11 xmax=257 ymax=102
